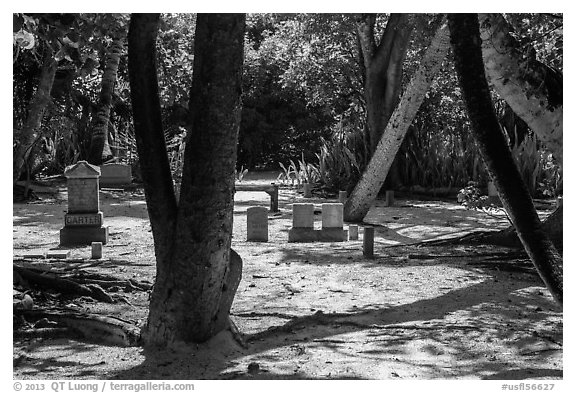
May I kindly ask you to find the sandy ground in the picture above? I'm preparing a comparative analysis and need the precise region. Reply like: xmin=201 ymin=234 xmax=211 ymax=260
xmin=12 ymin=172 xmax=563 ymax=380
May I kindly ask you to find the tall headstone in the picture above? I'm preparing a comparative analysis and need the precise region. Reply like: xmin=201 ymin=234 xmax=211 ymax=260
xmin=247 ymin=206 xmax=268 ymax=242
xmin=363 ymin=226 xmax=374 ymax=258
xmin=60 ymin=161 xmax=109 ymax=246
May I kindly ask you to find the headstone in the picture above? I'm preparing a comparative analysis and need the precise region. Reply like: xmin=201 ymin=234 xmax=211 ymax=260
xmin=556 ymin=196 xmax=563 ymax=208
xmin=47 ymin=250 xmax=71 ymax=259
xmin=91 ymin=242 xmax=103 ymax=259
xmin=363 ymin=226 xmax=374 ymax=258
xmin=60 ymin=161 xmax=109 ymax=246
xmin=247 ymin=207 xmax=268 ymax=242
xmin=292 ymin=203 xmax=314 ymax=228
xmin=303 ymin=183 xmax=312 ymax=198
xmin=384 ymin=190 xmax=394 ymax=207
xmin=289 ymin=203 xmax=315 ymax=242
xmin=349 ymin=225 xmax=359 ymax=240
xmin=289 ymin=203 xmax=347 ymax=242
xmin=338 ymin=191 xmax=347 ymax=203
xmin=99 ymin=163 xmax=132 ymax=186
xmin=322 ymin=203 xmax=344 ymax=228
xmin=20 ymin=250 xmax=46 ymax=259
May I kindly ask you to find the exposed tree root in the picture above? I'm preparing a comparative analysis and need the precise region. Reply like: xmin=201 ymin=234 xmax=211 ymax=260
xmin=14 ymin=309 xmax=141 ymax=347
xmin=14 ymin=265 xmax=115 ymax=303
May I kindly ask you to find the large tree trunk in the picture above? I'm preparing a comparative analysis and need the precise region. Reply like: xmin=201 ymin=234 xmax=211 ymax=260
xmin=88 ymin=37 xmax=124 ymax=165
xmin=129 ymin=13 xmax=246 ymax=346
xmin=345 ymin=22 xmax=450 ymax=222
xmin=13 ymin=50 xmax=57 ymax=185
xmin=448 ymin=14 xmax=562 ymax=306
xmin=479 ymin=13 xmax=562 ymax=165
xmin=357 ymin=14 xmax=413 ymax=155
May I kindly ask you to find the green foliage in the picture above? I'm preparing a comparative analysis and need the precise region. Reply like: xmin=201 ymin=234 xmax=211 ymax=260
xmin=314 ymin=122 xmax=366 ymax=193
xmin=277 ymin=153 xmax=320 ymax=187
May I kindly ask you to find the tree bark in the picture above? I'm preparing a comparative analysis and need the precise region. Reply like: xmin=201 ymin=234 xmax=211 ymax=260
xmin=13 ymin=49 xmax=57 ymax=185
xmin=479 ymin=13 xmax=562 ymax=165
xmin=345 ymin=22 xmax=451 ymax=222
xmin=357 ymin=14 xmax=413 ymax=155
xmin=129 ymin=13 xmax=246 ymax=346
xmin=88 ymin=36 xmax=124 ymax=165
xmin=448 ymin=14 xmax=562 ymax=306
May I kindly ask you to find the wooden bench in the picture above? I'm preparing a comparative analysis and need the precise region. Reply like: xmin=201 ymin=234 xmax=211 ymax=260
xmin=235 ymin=183 xmax=279 ymax=212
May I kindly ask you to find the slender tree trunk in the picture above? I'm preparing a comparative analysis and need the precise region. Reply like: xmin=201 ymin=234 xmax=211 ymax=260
xmin=345 ymin=22 xmax=450 ymax=222
xmin=129 ymin=13 xmax=246 ymax=346
xmin=13 ymin=50 xmax=57 ymax=185
xmin=357 ymin=14 xmax=413 ymax=155
xmin=479 ymin=13 xmax=562 ymax=165
xmin=448 ymin=14 xmax=562 ymax=306
xmin=88 ymin=37 xmax=124 ymax=165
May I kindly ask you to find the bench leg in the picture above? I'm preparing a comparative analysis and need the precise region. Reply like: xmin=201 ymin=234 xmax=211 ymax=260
xmin=267 ymin=186 xmax=279 ymax=212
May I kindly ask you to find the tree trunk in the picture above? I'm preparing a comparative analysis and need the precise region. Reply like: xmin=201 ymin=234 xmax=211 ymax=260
xmin=448 ymin=14 xmax=562 ymax=306
xmin=479 ymin=13 xmax=562 ymax=165
xmin=13 ymin=50 xmax=57 ymax=185
xmin=345 ymin=22 xmax=451 ymax=222
xmin=88 ymin=37 xmax=124 ymax=165
xmin=357 ymin=14 xmax=413 ymax=155
xmin=129 ymin=13 xmax=246 ymax=346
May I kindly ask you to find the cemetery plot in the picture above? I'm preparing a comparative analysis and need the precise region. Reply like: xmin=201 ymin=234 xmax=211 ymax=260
xmin=12 ymin=181 xmax=562 ymax=380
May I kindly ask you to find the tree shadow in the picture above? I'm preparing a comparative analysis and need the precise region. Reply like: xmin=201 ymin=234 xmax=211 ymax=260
xmin=106 ymin=271 xmax=560 ymax=379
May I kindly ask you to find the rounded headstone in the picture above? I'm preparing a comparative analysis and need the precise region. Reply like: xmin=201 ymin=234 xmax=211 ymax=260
xmin=247 ymin=207 xmax=268 ymax=242
xmin=338 ymin=191 xmax=347 ymax=203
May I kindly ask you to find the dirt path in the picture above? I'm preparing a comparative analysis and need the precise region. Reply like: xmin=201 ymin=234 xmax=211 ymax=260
xmin=12 ymin=176 xmax=562 ymax=380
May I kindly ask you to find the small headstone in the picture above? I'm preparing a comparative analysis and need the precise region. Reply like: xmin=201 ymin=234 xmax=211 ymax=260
xmin=303 ymin=183 xmax=312 ymax=198
xmin=384 ymin=190 xmax=394 ymax=207
xmin=292 ymin=203 xmax=314 ymax=228
xmin=47 ymin=249 xmax=71 ymax=259
xmin=349 ymin=225 xmax=359 ymax=240
xmin=363 ymin=226 xmax=374 ymax=259
xmin=99 ymin=163 xmax=132 ymax=186
xmin=60 ymin=161 xmax=109 ymax=246
xmin=91 ymin=242 xmax=103 ymax=259
xmin=556 ymin=196 xmax=563 ymax=208
xmin=322 ymin=203 xmax=344 ymax=229
xmin=338 ymin=191 xmax=347 ymax=203
xmin=247 ymin=207 xmax=268 ymax=242
xmin=20 ymin=250 xmax=46 ymax=259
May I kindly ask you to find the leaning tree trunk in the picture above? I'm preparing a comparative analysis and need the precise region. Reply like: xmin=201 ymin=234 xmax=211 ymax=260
xmin=479 ymin=13 xmax=562 ymax=165
xmin=357 ymin=14 xmax=413 ymax=156
xmin=448 ymin=14 xmax=562 ymax=306
xmin=87 ymin=36 xmax=124 ymax=165
xmin=129 ymin=13 xmax=246 ymax=346
xmin=13 ymin=50 xmax=57 ymax=185
xmin=345 ymin=22 xmax=450 ymax=222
